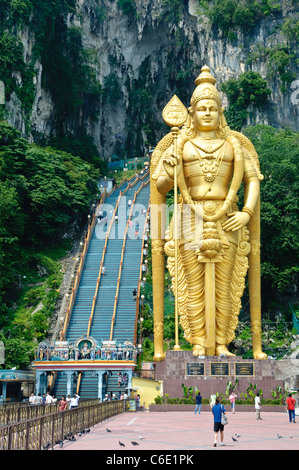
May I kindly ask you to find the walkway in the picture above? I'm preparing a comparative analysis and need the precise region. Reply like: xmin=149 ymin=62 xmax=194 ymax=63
xmin=55 ymin=410 xmax=299 ymax=451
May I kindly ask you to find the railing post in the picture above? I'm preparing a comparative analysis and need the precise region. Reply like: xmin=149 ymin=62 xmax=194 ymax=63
xmin=39 ymin=416 xmax=43 ymax=450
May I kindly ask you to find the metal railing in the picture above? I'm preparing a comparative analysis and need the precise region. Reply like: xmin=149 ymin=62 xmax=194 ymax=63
xmin=0 ymin=400 xmax=126 ymax=450
xmin=0 ymin=399 xmax=100 ymax=427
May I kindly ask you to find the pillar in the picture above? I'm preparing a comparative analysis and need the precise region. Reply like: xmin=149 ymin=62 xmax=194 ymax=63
xmin=127 ymin=370 xmax=133 ymax=390
xmin=2 ymin=382 xmax=7 ymax=402
xmin=66 ymin=371 xmax=74 ymax=396
xmin=97 ymin=371 xmax=106 ymax=402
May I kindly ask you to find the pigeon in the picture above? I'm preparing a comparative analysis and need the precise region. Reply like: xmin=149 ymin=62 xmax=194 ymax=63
xmin=232 ymin=436 xmax=238 ymax=442
xmin=119 ymin=441 xmax=125 ymax=447
xmin=106 ymin=428 xmax=112 ymax=433
xmin=235 ymin=433 xmax=241 ymax=438
xmin=132 ymin=441 xmax=139 ymax=446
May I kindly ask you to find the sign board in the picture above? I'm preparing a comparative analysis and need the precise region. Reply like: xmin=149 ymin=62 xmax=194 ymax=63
xmin=186 ymin=362 xmax=205 ymax=376
xmin=210 ymin=362 xmax=230 ymax=376
xmin=235 ymin=362 xmax=255 ymax=376
xmin=128 ymin=399 xmax=136 ymax=412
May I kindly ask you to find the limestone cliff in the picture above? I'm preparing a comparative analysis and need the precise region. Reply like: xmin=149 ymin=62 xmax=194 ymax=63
xmin=3 ymin=0 xmax=299 ymax=159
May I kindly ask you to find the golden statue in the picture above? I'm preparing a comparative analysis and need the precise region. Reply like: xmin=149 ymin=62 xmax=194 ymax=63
xmin=150 ymin=65 xmax=267 ymax=360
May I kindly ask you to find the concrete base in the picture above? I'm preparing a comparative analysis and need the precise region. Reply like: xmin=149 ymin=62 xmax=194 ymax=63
xmin=154 ymin=350 xmax=299 ymax=400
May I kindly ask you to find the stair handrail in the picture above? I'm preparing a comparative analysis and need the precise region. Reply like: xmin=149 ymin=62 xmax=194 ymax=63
xmin=140 ymin=169 xmax=150 ymax=181
xmin=86 ymin=193 xmax=122 ymax=337
xmin=133 ymin=187 xmax=150 ymax=346
xmin=60 ymin=187 xmax=107 ymax=341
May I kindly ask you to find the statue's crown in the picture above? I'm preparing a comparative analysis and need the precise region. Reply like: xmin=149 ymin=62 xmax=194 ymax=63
xmin=195 ymin=65 xmax=217 ymax=86
xmin=190 ymin=65 xmax=220 ymax=108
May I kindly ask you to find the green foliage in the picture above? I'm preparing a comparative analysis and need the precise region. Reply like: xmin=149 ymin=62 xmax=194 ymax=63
xmin=282 ymin=17 xmax=299 ymax=44
xmin=0 ymin=0 xmax=101 ymax=139
xmin=125 ymin=57 xmax=165 ymax=156
xmin=199 ymin=0 xmax=281 ymax=38
xmin=247 ymin=44 xmax=296 ymax=93
xmin=244 ymin=125 xmax=299 ymax=296
xmin=117 ymin=0 xmax=136 ymax=16
xmin=160 ymin=0 xmax=185 ymax=24
xmin=221 ymin=71 xmax=271 ymax=130
xmin=0 ymin=336 xmax=34 ymax=370
xmin=40 ymin=23 xmax=102 ymax=133
xmin=0 ymin=122 xmax=99 ymax=319
xmin=48 ymin=132 xmax=105 ymax=170
xmin=102 ymin=74 xmax=123 ymax=104
xmin=0 ymin=33 xmax=35 ymax=122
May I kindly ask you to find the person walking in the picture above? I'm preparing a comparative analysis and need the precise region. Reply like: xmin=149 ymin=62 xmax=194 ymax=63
xmin=35 ymin=393 xmax=43 ymax=405
xmin=209 ymin=392 xmax=216 ymax=409
xmin=70 ymin=393 xmax=80 ymax=409
xmin=286 ymin=393 xmax=296 ymax=423
xmin=255 ymin=393 xmax=262 ymax=420
xmin=229 ymin=392 xmax=237 ymax=414
xmin=212 ymin=397 xmax=226 ymax=447
xmin=29 ymin=392 xmax=36 ymax=405
xmin=59 ymin=396 xmax=68 ymax=412
xmin=194 ymin=392 xmax=202 ymax=415
xmin=45 ymin=392 xmax=53 ymax=405
xmin=66 ymin=395 xmax=71 ymax=408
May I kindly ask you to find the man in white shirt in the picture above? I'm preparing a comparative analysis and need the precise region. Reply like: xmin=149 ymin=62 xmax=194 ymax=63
xmin=255 ymin=393 xmax=262 ymax=420
xmin=45 ymin=392 xmax=53 ymax=405
xmin=29 ymin=392 xmax=36 ymax=405
xmin=70 ymin=393 xmax=80 ymax=409
xmin=35 ymin=393 xmax=43 ymax=405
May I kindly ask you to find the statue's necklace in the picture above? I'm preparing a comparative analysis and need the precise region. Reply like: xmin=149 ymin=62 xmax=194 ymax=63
xmin=192 ymin=138 xmax=225 ymax=155
xmin=193 ymin=140 xmax=226 ymax=183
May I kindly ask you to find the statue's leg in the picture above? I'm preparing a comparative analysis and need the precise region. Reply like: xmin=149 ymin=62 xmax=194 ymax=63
xmin=215 ymin=232 xmax=238 ymax=356
xmin=180 ymin=244 xmax=205 ymax=355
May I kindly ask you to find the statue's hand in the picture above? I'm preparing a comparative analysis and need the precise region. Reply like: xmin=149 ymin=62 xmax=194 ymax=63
xmin=162 ymin=147 xmax=181 ymax=179
xmin=222 ymin=211 xmax=250 ymax=232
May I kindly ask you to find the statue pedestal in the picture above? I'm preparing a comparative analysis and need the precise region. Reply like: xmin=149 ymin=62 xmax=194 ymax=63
xmin=154 ymin=350 xmax=297 ymax=401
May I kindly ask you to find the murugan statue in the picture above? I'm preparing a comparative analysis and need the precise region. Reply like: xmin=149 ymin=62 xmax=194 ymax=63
xmin=150 ymin=65 xmax=267 ymax=360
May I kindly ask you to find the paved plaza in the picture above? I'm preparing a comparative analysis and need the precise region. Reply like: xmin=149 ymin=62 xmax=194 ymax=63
xmin=55 ymin=410 xmax=299 ymax=452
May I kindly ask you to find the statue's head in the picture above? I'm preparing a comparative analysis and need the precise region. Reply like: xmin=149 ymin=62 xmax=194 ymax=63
xmin=186 ymin=65 xmax=228 ymax=138
xmin=190 ymin=65 xmax=221 ymax=110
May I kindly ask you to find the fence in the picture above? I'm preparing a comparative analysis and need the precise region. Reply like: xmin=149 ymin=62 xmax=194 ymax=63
xmin=0 ymin=400 xmax=126 ymax=450
xmin=0 ymin=399 xmax=99 ymax=427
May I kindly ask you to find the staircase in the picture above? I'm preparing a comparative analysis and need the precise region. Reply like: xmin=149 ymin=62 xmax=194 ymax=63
xmin=53 ymin=172 xmax=150 ymax=399
xmin=112 ymin=182 xmax=150 ymax=343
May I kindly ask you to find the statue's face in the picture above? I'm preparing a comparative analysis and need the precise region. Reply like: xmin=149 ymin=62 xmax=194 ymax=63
xmin=192 ymin=99 xmax=220 ymax=132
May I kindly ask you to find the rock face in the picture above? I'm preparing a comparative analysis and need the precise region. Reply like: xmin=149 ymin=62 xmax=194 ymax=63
xmin=5 ymin=0 xmax=299 ymax=159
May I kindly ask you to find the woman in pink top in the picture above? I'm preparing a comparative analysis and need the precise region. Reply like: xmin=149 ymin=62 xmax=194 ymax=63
xmin=229 ymin=392 xmax=237 ymax=414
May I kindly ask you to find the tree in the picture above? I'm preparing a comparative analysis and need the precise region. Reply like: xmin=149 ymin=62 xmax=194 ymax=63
xmin=244 ymin=125 xmax=299 ymax=309
xmin=0 ymin=337 xmax=34 ymax=370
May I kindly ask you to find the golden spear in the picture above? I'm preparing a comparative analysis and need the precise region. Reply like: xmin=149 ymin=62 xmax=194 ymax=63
xmin=162 ymin=95 xmax=188 ymax=351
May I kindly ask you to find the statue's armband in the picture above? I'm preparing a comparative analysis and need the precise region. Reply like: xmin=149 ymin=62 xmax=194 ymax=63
xmin=243 ymin=148 xmax=258 ymax=183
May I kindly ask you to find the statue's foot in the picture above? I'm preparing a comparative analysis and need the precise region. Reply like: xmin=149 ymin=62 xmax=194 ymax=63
xmin=193 ymin=344 xmax=206 ymax=356
xmin=215 ymin=345 xmax=235 ymax=357
xmin=253 ymin=350 xmax=268 ymax=360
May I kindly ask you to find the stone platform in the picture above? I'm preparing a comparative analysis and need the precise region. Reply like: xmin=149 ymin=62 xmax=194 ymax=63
xmin=154 ymin=350 xmax=299 ymax=400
